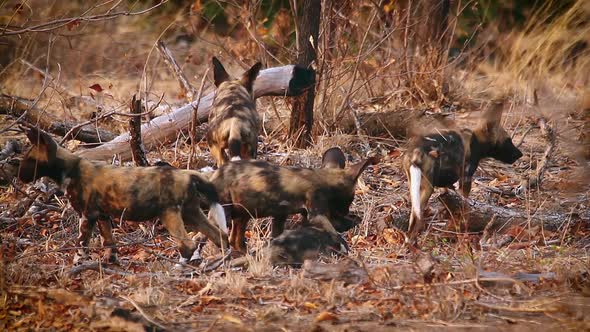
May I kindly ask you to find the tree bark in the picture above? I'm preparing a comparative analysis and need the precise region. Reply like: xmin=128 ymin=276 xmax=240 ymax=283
xmin=128 ymin=95 xmax=149 ymax=166
xmin=288 ymin=0 xmax=320 ymax=147
xmin=76 ymin=64 xmax=315 ymax=161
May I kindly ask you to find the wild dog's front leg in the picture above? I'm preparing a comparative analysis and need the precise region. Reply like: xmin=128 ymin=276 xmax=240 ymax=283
xmin=161 ymin=208 xmax=196 ymax=262
xmin=73 ymin=215 xmax=97 ymax=264
xmin=97 ymin=219 xmax=118 ymax=264
xmin=229 ymin=217 xmax=248 ymax=253
xmin=459 ymin=176 xmax=473 ymax=197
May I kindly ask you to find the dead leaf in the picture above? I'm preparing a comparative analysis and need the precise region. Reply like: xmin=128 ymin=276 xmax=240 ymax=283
xmin=200 ymin=295 xmax=222 ymax=305
xmin=66 ymin=19 xmax=80 ymax=31
xmin=303 ymin=302 xmax=318 ymax=310
xmin=315 ymin=311 xmax=338 ymax=322
xmin=88 ymin=84 xmax=103 ymax=93
xmin=221 ymin=314 xmax=244 ymax=325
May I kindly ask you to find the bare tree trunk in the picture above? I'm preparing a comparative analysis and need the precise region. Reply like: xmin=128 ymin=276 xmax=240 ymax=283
xmin=289 ymin=0 xmax=320 ymax=147
xmin=396 ymin=0 xmax=451 ymax=103
xmin=128 ymin=95 xmax=149 ymax=166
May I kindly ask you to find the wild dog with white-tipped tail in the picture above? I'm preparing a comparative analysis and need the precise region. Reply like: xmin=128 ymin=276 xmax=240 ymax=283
xmin=19 ymin=127 xmax=229 ymax=264
xmin=402 ymin=100 xmax=523 ymax=246
xmin=207 ymin=57 xmax=262 ymax=167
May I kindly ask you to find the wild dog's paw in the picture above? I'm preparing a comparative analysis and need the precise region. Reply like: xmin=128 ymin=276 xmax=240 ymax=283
xmin=189 ymin=248 xmax=203 ymax=266
xmin=173 ymin=257 xmax=189 ymax=270
xmin=106 ymin=252 xmax=120 ymax=265
xmin=73 ymin=251 xmax=89 ymax=265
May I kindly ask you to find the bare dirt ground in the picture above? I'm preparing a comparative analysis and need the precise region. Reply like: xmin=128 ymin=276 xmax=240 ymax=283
xmin=1 ymin=2 xmax=590 ymax=331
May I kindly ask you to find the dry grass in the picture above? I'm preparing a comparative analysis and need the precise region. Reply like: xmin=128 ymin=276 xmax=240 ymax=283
xmin=1 ymin=0 xmax=590 ymax=330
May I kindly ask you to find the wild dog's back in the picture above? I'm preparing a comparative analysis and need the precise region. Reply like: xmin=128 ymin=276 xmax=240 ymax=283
xmin=207 ymin=57 xmax=262 ymax=167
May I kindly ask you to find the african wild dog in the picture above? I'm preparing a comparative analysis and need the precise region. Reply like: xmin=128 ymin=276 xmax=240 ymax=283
xmin=207 ymin=147 xmax=377 ymax=252
xmin=18 ymin=127 xmax=229 ymax=264
xmin=229 ymin=215 xmax=350 ymax=268
xmin=402 ymin=100 xmax=523 ymax=245
xmin=207 ymin=57 xmax=262 ymax=167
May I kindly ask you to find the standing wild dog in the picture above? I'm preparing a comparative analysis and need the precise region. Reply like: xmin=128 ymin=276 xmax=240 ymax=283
xmin=208 ymin=147 xmax=377 ymax=252
xmin=18 ymin=127 xmax=229 ymax=264
xmin=402 ymin=100 xmax=523 ymax=245
xmin=207 ymin=57 xmax=262 ymax=167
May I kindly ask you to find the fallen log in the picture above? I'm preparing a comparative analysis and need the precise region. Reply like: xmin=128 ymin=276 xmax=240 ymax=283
xmin=437 ymin=190 xmax=588 ymax=234
xmin=77 ymin=65 xmax=315 ymax=161
xmin=0 ymin=140 xmax=22 ymax=183
xmin=0 ymin=95 xmax=117 ymax=144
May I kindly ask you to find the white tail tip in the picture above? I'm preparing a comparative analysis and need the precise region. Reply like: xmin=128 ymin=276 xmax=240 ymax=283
xmin=409 ymin=165 xmax=422 ymax=220
xmin=199 ymin=166 xmax=215 ymax=173
xmin=209 ymin=203 xmax=228 ymax=234
xmin=230 ymin=156 xmax=241 ymax=162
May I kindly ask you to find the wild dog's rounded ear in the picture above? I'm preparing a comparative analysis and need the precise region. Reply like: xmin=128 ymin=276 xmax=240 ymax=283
xmin=212 ymin=56 xmax=230 ymax=87
xmin=347 ymin=155 xmax=380 ymax=182
xmin=25 ymin=127 xmax=57 ymax=152
xmin=241 ymin=62 xmax=262 ymax=93
xmin=479 ymin=100 xmax=505 ymax=133
xmin=321 ymin=147 xmax=346 ymax=169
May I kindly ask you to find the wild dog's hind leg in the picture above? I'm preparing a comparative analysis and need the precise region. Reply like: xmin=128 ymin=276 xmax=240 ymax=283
xmin=406 ymin=176 xmax=434 ymax=246
xmin=161 ymin=208 xmax=196 ymax=262
xmin=271 ymin=215 xmax=287 ymax=238
xmin=73 ymin=215 xmax=97 ymax=264
xmin=210 ymin=144 xmax=228 ymax=168
xmin=97 ymin=219 xmax=118 ymax=263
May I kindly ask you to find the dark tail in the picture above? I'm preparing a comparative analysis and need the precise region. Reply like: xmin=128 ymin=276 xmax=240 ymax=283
xmin=228 ymin=120 xmax=242 ymax=161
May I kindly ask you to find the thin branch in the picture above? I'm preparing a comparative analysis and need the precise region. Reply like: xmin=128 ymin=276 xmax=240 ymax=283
xmin=0 ymin=1 xmax=168 ymax=36
xmin=187 ymin=68 xmax=209 ymax=169
xmin=156 ymin=41 xmax=196 ymax=102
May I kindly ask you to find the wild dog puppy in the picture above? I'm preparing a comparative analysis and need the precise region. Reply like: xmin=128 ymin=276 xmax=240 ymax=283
xmin=18 ymin=127 xmax=229 ymax=264
xmin=208 ymin=147 xmax=377 ymax=252
xmin=229 ymin=215 xmax=349 ymax=268
xmin=207 ymin=57 xmax=262 ymax=167
xmin=402 ymin=100 xmax=523 ymax=245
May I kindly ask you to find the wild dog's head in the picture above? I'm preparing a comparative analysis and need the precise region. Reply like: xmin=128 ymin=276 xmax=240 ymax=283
xmin=474 ymin=100 xmax=523 ymax=164
xmin=316 ymin=152 xmax=379 ymax=231
xmin=212 ymin=57 xmax=262 ymax=98
xmin=321 ymin=147 xmax=346 ymax=169
xmin=19 ymin=127 xmax=76 ymax=184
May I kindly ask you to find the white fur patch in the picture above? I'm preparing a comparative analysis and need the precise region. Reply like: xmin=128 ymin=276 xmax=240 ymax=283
xmin=190 ymin=249 xmax=202 ymax=262
xmin=199 ymin=166 xmax=215 ymax=173
xmin=174 ymin=257 xmax=189 ymax=269
xmin=230 ymin=156 xmax=241 ymax=162
xmin=409 ymin=165 xmax=422 ymax=220
xmin=208 ymin=203 xmax=228 ymax=234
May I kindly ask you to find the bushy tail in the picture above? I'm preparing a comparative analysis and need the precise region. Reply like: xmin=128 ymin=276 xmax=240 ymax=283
xmin=189 ymin=174 xmax=228 ymax=234
xmin=409 ymin=164 xmax=422 ymax=220
xmin=208 ymin=203 xmax=228 ymax=234
xmin=228 ymin=120 xmax=242 ymax=162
